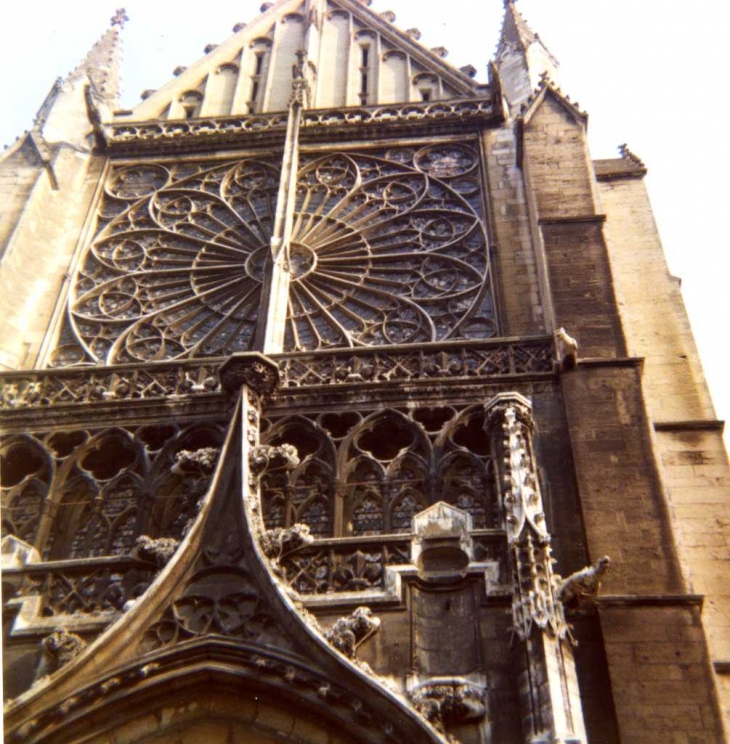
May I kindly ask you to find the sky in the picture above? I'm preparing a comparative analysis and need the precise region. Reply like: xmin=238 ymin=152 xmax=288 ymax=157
xmin=0 ymin=0 xmax=728 ymax=441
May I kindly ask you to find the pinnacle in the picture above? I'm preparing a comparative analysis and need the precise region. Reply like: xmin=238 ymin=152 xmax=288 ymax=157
xmin=498 ymin=0 xmax=537 ymax=54
xmin=66 ymin=15 xmax=125 ymax=105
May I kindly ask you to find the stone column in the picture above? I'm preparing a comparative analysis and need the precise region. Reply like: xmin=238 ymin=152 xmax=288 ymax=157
xmin=485 ymin=393 xmax=586 ymax=744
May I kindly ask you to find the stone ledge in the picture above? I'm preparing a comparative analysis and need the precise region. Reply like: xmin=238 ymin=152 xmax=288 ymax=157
xmin=654 ymin=419 xmax=726 ymax=433
xmin=596 ymin=594 xmax=704 ymax=608
xmin=577 ymin=356 xmax=644 ymax=369
xmin=538 ymin=214 xmax=607 ymax=226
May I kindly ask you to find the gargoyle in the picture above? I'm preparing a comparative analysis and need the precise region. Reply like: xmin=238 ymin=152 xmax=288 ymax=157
xmin=556 ymin=555 xmax=610 ymax=607
xmin=555 ymin=327 xmax=578 ymax=371
xmin=324 ymin=607 xmax=380 ymax=659
xmin=34 ymin=629 xmax=87 ymax=683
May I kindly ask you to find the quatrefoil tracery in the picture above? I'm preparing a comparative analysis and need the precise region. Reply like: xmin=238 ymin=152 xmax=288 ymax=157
xmin=56 ymin=144 xmax=495 ymax=366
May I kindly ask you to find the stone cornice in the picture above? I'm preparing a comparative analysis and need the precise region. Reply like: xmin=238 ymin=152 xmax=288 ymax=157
xmin=105 ymin=97 xmax=502 ymax=156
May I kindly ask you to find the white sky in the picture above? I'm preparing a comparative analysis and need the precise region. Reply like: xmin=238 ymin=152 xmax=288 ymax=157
xmin=0 ymin=0 xmax=728 ymax=442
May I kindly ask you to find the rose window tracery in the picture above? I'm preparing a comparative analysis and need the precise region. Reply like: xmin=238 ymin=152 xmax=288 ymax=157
xmin=53 ymin=143 xmax=495 ymax=366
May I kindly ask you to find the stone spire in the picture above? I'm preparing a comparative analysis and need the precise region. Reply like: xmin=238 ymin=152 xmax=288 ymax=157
xmin=496 ymin=0 xmax=559 ymax=113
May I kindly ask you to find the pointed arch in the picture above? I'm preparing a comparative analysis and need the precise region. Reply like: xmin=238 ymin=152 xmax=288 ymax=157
xmin=262 ymin=415 xmax=336 ymax=536
xmin=340 ymin=409 xmax=432 ymax=536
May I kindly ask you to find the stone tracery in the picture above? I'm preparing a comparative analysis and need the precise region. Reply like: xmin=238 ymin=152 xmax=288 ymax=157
xmin=53 ymin=143 xmax=495 ymax=366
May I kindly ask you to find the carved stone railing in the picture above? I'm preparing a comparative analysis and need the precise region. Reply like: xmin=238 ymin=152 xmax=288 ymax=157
xmin=279 ymin=536 xmax=412 ymax=595
xmin=277 ymin=530 xmax=506 ymax=596
xmin=277 ymin=337 xmax=553 ymax=389
xmin=4 ymin=556 xmax=156 ymax=627
xmin=0 ymin=360 xmax=223 ymax=410
xmin=0 ymin=338 xmax=553 ymax=412
xmin=108 ymin=96 xmax=497 ymax=151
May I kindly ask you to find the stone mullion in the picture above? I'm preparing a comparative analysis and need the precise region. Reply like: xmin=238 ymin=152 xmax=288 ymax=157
xmin=485 ymin=392 xmax=586 ymax=744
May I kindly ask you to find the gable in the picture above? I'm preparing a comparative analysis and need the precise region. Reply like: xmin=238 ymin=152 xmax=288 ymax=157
xmin=122 ymin=0 xmax=481 ymax=123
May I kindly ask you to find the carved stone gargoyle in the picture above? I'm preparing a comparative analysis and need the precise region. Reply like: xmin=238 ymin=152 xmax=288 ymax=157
xmin=324 ymin=606 xmax=380 ymax=660
xmin=555 ymin=326 xmax=578 ymax=371
xmin=556 ymin=555 xmax=611 ymax=608
xmin=33 ymin=629 xmax=87 ymax=685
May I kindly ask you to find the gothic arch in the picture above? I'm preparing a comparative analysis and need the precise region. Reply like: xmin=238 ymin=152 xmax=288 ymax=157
xmin=148 ymin=422 xmax=225 ymax=539
xmin=41 ymin=428 xmax=146 ymax=560
xmin=434 ymin=405 xmax=498 ymax=529
xmin=340 ymin=409 xmax=432 ymax=535
xmin=261 ymin=415 xmax=336 ymax=536
xmin=0 ymin=434 xmax=52 ymax=546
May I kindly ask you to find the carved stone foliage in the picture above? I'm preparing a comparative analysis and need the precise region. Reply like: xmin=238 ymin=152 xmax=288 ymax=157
xmin=52 ymin=142 xmax=494 ymax=366
xmin=324 ymin=606 xmax=380 ymax=659
xmin=0 ymin=422 xmax=224 ymax=561
xmin=132 ymin=535 xmax=180 ymax=567
xmin=261 ymin=405 xmax=498 ymax=539
xmin=409 ymin=679 xmax=487 ymax=731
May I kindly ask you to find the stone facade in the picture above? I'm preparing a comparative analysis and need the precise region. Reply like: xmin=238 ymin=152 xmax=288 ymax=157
xmin=1 ymin=2 xmax=728 ymax=742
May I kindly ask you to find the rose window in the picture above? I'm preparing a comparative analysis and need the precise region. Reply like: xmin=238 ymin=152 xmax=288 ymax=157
xmin=53 ymin=144 xmax=495 ymax=366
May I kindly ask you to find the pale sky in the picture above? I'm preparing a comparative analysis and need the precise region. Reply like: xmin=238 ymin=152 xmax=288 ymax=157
xmin=1 ymin=0 xmax=728 ymax=441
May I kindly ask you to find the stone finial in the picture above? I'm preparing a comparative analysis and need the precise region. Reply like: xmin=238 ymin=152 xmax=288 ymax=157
xmin=173 ymin=66 xmax=187 ymax=77
xmin=460 ymin=64 xmax=477 ymax=78
xmin=204 ymin=44 xmax=218 ymax=54
xmin=431 ymin=46 xmax=448 ymax=59
xmin=261 ymin=2 xmax=274 ymax=11
xmin=110 ymin=8 xmax=129 ymax=28
xmin=233 ymin=22 xmax=247 ymax=32
xmin=380 ymin=10 xmax=396 ymax=22
xmin=405 ymin=28 xmax=421 ymax=40
xmin=140 ymin=89 xmax=156 ymax=100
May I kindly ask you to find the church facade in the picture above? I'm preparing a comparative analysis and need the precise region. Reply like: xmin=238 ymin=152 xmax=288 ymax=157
xmin=1 ymin=2 xmax=728 ymax=742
